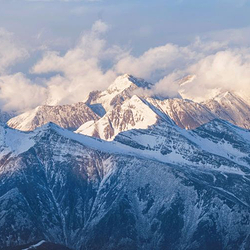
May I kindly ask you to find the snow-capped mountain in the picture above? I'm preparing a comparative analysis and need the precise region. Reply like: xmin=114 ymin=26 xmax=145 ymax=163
xmin=6 ymin=74 xmax=250 ymax=139
xmin=76 ymin=95 xmax=173 ymax=140
xmin=177 ymin=74 xmax=196 ymax=87
xmin=85 ymin=74 xmax=152 ymax=112
xmin=7 ymin=102 xmax=99 ymax=131
xmin=2 ymin=118 xmax=250 ymax=249
xmin=203 ymin=91 xmax=250 ymax=129
xmin=6 ymin=74 xmax=152 ymax=133
xmin=76 ymin=94 xmax=216 ymax=140
xmin=76 ymin=75 xmax=218 ymax=139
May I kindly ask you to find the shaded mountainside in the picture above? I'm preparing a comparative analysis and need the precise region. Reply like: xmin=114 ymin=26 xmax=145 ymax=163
xmin=2 ymin=119 xmax=250 ymax=249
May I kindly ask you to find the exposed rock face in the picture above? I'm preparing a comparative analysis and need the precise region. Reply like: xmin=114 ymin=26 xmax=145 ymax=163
xmin=4 ymin=74 xmax=250 ymax=250
xmin=6 ymin=74 xmax=152 ymax=133
xmin=7 ymin=102 xmax=99 ymax=131
xmin=2 ymin=119 xmax=250 ymax=249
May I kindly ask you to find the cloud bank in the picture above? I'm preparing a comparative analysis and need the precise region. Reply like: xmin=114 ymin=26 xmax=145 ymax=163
xmin=1 ymin=20 xmax=250 ymax=113
xmin=181 ymin=48 xmax=250 ymax=102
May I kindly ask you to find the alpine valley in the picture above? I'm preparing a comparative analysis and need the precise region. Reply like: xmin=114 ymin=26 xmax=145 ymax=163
xmin=2 ymin=75 xmax=250 ymax=250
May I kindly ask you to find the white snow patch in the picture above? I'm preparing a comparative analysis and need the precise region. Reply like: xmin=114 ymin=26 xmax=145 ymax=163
xmin=0 ymin=126 xmax=35 ymax=157
xmin=22 ymin=240 xmax=46 ymax=250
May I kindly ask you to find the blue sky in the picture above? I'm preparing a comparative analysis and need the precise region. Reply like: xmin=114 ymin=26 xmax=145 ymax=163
xmin=1 ymin=0 xmax=250 ymax=53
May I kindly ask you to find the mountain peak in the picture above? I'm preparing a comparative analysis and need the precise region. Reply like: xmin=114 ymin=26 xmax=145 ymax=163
xmin=203 ymin=90 xmax=250 ymax=130
xmin=39 ymin=121 xmax=60 ymax=130
xmin=107 ymin=74 xmax=151 ymax=94
xmin=177 ymin=75 xmax=196 ymax=86
xmin=213 ymin=91 xmax=240 ymax=101
xmin=35 ymin=121 xmax=63 ymax=135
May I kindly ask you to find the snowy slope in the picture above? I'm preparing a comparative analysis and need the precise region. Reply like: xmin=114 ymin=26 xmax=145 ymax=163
xmin=77 ymin=74 xmax=218 ymax=138
xmin=4 ymin=73 xmax=250 ymax=250
xmin=77 ymin=94 xmax=216 ymax=139
xmin=7 ymin=102 xmax=99 ymax=131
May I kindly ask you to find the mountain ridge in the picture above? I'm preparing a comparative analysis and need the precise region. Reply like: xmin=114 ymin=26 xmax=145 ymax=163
xmin=2 ymin=118 xmax=250 ymax=249
xmin=7 ymin=102 xmax=100 ymax=131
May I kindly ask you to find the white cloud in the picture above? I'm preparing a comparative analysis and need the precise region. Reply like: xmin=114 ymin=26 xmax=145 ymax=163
xmin=0 ymin=73 xmax=47 ymax=112
xmin=180 ymin=48 xmax=250 ymax=102
xmin=31 ymin=20 xmax=121 ymax=105
xmin=114 ymin=38 xmax=228 ymax=83
xmin=114 ymin=37 xmax=230 ymax=99
xmin=150 ymin=72 xmax=181 ymax=98
xmin=32 ymin=23 xmax=199 ymax=106
xmin=115 ymin=44 xmax=194 ymax=81
xmin=201 ymin=27 xmax=250 ymax=48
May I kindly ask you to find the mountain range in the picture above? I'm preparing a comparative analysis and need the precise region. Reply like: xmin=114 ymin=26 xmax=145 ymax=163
xmin=6 ymin=74 xmax=250 ymax=139
xmin=1 ymin=74 xmax=250 ymax=249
